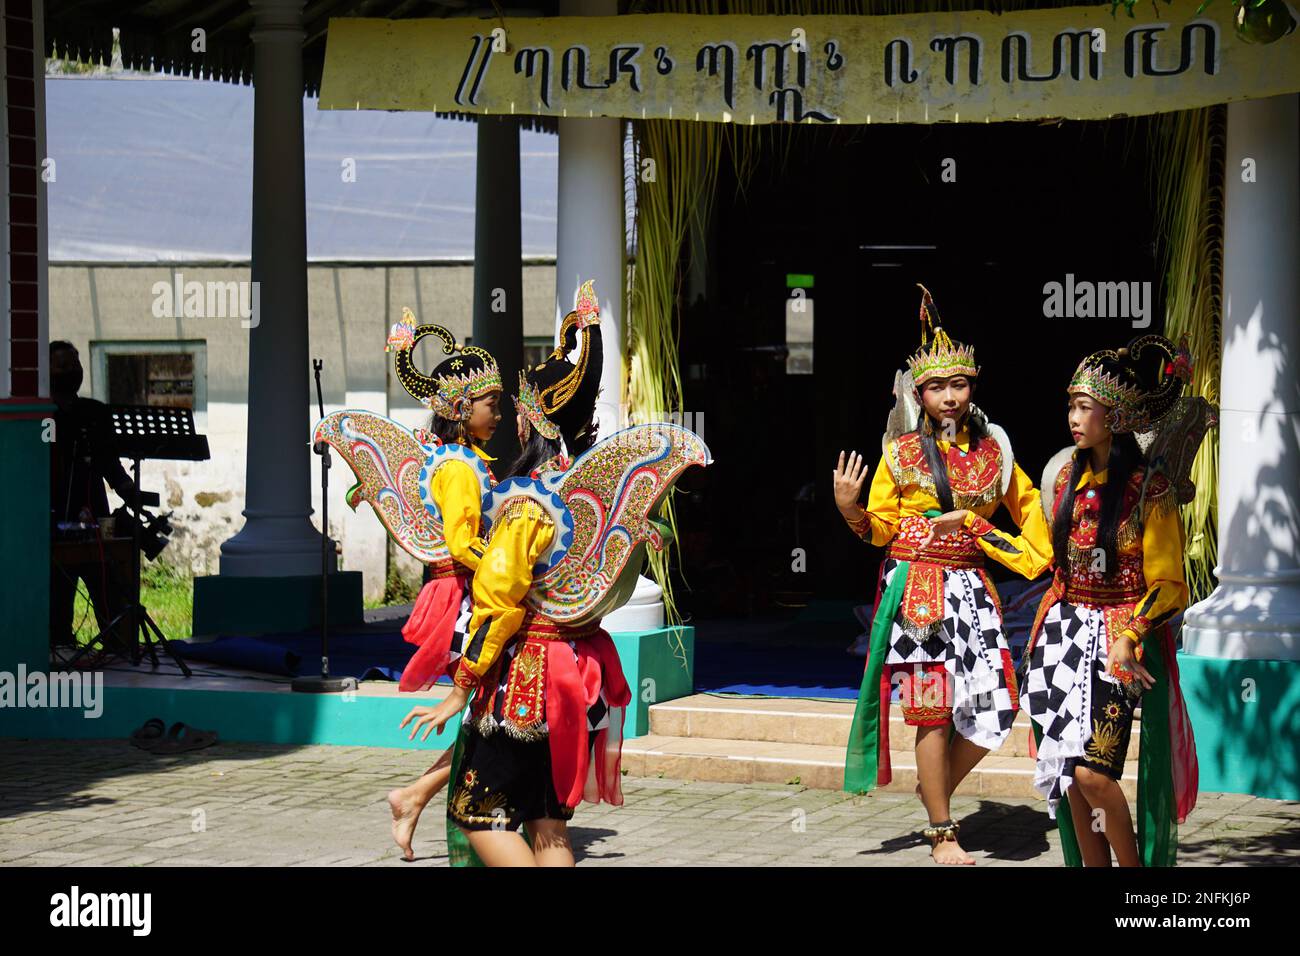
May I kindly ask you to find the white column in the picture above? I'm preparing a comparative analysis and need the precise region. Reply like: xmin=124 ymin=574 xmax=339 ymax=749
xmin=218 ymin=0 xmax=325 ymax=577
xmin=1182 ymin=93 xmax=1300 ymax=661
xmin=553 ymin=9 xmax=625 ymax=437
xmin=554 ymin=0 xmax=662 ymax=631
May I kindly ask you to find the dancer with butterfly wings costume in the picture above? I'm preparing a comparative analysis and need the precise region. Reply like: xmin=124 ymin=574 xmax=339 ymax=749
xmin=314 ymin=310 xmax=503 ymax=860
xmin=322 ymin=281 xmax=710 ymax=866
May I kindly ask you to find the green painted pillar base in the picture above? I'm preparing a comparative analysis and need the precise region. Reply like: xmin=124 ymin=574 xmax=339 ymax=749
xmin=610 ymin=625 xmax=694 ymax=739
xmin=0 ymin=407 xmax=54 ymax=675
xmin=1178 ymin=653 xmax=1300 ymax=801
xmin=192 ymin=572 xmax=364 ymax=637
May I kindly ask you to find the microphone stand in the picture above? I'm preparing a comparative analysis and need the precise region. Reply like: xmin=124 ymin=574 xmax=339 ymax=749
xmin=292 ymin=359 xmax=356 ymax=694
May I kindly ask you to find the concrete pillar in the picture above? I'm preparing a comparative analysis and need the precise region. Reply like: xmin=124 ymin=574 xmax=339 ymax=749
xmin=218 ymin=0 xmax=325 ymax=578
xmin=553 ymin=0 xmax=663 ymax=631
xmin=1183 ymin=93 xmax=1300 ymax=661
xmin=473 ymin=116 xmax=525 ymax=465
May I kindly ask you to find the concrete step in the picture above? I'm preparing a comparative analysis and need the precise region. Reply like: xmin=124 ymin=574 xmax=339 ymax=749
xmin=648 ymin=693 xmax=1140 ymax=761
xmin=621 ymin=733 xmax=1137 ymax=800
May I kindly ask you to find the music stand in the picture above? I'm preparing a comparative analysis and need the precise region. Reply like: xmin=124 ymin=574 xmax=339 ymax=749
xmin=65 ymin=405 xmax=210 ymax=677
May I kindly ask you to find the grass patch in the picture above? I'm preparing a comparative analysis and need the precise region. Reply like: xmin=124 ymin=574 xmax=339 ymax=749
xmin=72 ymin=560 xmax=195 ymax=644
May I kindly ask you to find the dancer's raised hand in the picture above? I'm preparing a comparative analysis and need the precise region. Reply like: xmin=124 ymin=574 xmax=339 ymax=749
xmin=833 ymin=450 xmax=869 ymax=513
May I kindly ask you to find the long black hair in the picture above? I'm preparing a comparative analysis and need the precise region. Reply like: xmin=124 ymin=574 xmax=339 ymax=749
xmin=1051 ymin=431 xmax=1146 ymax=578
xmin=505 ymin=426 xmax=563 ymax=480
xmin=915 ymin=408 xmax=990 ymax=513
xmin=427 ymin=413 xmax=466 ymax=447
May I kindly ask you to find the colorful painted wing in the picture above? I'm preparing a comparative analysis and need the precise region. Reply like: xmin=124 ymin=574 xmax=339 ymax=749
xmin=312 ymin=410 xmax=455 ymax=565
xmin=881 ymin=369 xmax=920 ymax=455
xmin=1137 ymin=396 xmax=1218 ymax=505
xmin=1041 ymin=446 xmax=1076 ymax=523
xmin=480 ymin=422 xmax=712 ymax=625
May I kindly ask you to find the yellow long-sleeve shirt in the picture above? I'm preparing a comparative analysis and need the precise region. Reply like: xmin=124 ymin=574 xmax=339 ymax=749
xmin=428 ymin=443 xmax=494 ymax=572
xmin=452 ymin=498 xmax=555 ymax=689
xmin=844 ymin=430 xmax=1053 ymax=579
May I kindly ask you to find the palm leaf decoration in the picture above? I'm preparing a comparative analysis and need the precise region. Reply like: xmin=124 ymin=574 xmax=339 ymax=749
xmin=1147 ymin=106 xmax=1225 ymax=602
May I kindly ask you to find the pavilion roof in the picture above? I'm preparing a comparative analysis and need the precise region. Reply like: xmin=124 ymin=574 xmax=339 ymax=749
xmin=44 ymin=1 xmax=562 ymax=131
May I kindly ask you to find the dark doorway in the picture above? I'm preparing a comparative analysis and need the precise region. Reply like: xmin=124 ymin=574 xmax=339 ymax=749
xmin=668 ymin=116 xmax=1167 ymax=690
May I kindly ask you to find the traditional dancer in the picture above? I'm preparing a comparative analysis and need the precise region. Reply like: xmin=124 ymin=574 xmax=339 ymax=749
xmin=400 ymin=280 xmax=710 ymax=866
xmin=1023 ymin=335 xmax=1208 ymax=867
xmin=312 ymin=309 xmax=501 ymax=861
xmin=836 ymin=284 xmax=1052 ymax=865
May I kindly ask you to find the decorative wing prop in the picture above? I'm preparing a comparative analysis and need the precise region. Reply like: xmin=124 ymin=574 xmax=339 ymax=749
xmin=312 ymin=410 xmax=492 ymax=565
xmin=481 ymin=422 xmax=712 ymax=625
xmin=984 ymin=417 xmax=1016 ymax=499
xmin=1137 ymin=396 xmax=1218 ymax=506
xmin=881 ymin=369 xmax=920 ymax=455
xmin=1041 ymin=445 xmax=1077 ymax=526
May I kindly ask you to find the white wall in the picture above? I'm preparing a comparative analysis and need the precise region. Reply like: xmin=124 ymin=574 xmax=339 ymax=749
xmin=51 ymin=260 xmax=558 ymax=601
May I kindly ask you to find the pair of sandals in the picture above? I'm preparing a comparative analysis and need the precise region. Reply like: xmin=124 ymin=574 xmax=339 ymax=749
xmin=130 ymin=717 xmax=218 ymax=754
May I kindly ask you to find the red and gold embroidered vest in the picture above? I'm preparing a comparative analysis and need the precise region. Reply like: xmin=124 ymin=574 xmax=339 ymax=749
xmin=1051 ymin=465 xmax=1167 ymax=607
xmin=884 ymin=431 xmax=1005 ymax=569
xmin=1027 ymin=464 xmax=1174 ymax=668
xmin=889 ymin=431 xmax=1005 ymax=511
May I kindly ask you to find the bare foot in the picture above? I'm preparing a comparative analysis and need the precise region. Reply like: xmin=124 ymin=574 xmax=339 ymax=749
xmin=931 ymin=839 xmax=976 ymax=865
xmin=388 ymin=788 xmax=422 ymax=862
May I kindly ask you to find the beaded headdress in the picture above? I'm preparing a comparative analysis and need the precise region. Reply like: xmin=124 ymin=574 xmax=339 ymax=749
xmin=906 ymin=283 xmax=979 ymax=386
xmin=515 ymin=279 xmax=603 ymax=449
xmin=1068 ymin=334 xmax=1191 ymax=434
xmin=386 ymin=307 xmax=501 ymax=422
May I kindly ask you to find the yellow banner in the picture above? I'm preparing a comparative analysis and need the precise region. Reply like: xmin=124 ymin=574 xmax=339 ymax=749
xmin=319 ymin=7 xmax=1300 ymax=124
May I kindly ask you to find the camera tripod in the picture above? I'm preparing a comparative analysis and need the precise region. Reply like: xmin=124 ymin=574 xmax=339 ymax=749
xmin=64 ymin=456 xmax=191 ymax=677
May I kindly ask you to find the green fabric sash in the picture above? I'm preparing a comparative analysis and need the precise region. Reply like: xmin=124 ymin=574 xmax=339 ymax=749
xmin=1136 ymin=632 xmax=1177 ymax=867
xmin=844 ymin=558 xmax=910 ymax=794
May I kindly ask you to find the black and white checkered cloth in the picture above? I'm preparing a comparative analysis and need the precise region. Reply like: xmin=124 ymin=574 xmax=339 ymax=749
xmin=1023 ymin=600 xmax=1114 ymax=817
xmin=444 ymin=588 xmax=474 ymax=670
xmin=882 ymin=559 xmax=1019 ymax=751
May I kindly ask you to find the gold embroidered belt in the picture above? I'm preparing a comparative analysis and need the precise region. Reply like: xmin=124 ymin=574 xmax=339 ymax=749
xmin=516 ymin=616 xmax=604 ymax=642
xmin=887 ymin=543 xmax=983 ymax=570
xmin=1062 ymin=584 xmax=1146 ymax=607
xmin=427 ymin=558 xmax=470 ymax=580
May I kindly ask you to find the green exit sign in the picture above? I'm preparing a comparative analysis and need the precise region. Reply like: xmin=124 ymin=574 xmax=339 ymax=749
xmin=785 ymin=273 xmax=815 ymax=289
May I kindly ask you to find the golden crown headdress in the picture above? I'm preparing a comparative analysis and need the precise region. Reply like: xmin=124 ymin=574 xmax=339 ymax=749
xmin=386 ymin=308 xmax=501 ymax=423
xmin=1068 ymin=334 xmax=1190 ymax=434
xmin=514 ymin=371 xmax=562 ymax=440
xmin=906 ymin=283 xmax=979 ymax=386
